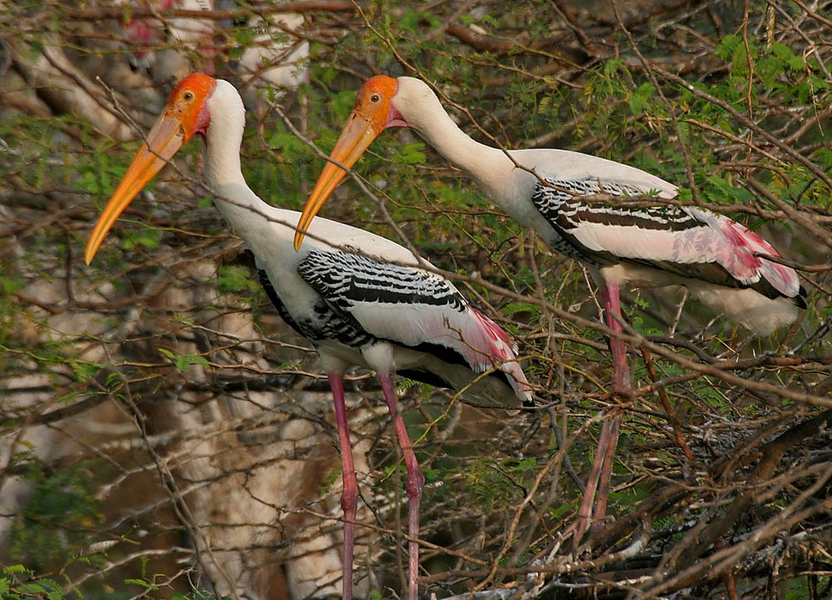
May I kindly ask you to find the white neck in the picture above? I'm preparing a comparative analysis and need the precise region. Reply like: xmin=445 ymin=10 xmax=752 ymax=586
xmin=200 ymin=80 xmax=271 ymax=227
xmin=202 ymin=81 xmax=247 ymax=189
xmin=394 ymin=77 xmax=515 ymax=203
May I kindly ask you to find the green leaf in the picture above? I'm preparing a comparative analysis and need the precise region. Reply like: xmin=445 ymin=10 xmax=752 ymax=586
xmin=122 ymin=228 xmax=160 ymax=252
xmin=216 ymin=265 xmax=259 ymax=294
xmin=771 ymin=42 xmax=804 ymax=72
xmin=4 ymin=565 xmax=28 ymax=575
xmin=503 ymin=301 xmax=539 ymax=318
xmin=677 ymin=188 xmax=693 ymax=202
xmin=715 ymin=34 xmax=741 ymax=62
xmin=400 ymin=9 xmax=422 ymax=32
xmin=397 ymin=142 xmax=427 ymax=165
xmin=703 ymin=174 xmax=755 ymax=203
xmin=629 ymin=82 xmax=656 ymax=114
xmin=731 ymin=39 xmax=757 ymax=76
xmin=71 ymin=360 xmax=102 ymax=383
xmin=158 ymin=348 xmax=210 ymax=372
xmin=157 ymin=347 xmax=176 ymax=361
xmin=331 ymin=90 xmax=357 ymax=121
xmin=480 ymin=13 xmax=499 ymax=28
xmin=125 ymin=578 xmax=157 ymax=589
xmin=0 ymin=275 xmax=25 ymax=294
xmin=27 ymin=578 xmax=62 ymax=600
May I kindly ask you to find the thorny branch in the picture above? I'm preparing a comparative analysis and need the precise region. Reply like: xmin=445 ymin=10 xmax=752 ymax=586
xmin=0 ymin=1 xmax=829 ymax=599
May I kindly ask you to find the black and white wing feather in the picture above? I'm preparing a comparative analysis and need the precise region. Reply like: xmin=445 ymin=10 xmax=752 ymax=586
xmin=531 ymin=177 xmax=802 ymax=301
xmin=298 ymin=250 xmax=529 ymax=396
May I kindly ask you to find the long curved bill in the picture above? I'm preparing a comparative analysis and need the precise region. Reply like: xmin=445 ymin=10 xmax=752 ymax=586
xmin=293 ymin=113 xmax=381 ymax=251
xmin=85 ymin=114 xmax=187 ymax=265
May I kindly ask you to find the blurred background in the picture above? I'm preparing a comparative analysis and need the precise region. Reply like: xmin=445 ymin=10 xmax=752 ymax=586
xmin=0 ymin=1 xmax=829 ymax=598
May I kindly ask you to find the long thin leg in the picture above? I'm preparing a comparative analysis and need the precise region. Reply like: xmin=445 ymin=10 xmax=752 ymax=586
xmin=603 ymin=284 xmax=632 ymax=395
xmin=378 ymin=372 xmax=424 ymax=600
xmin=328 ymin=373 xmax=358 ymax=600
xmin=572 ymin=284 xmax=630 ymax=548
xmin=572 ymin=416 xmax=618 ymax=546
xmin=589 ymin=415 xmax=620 ymax=537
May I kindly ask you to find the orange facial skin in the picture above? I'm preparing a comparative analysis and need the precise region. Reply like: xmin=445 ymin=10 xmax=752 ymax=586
xmin=294 ymin=75 xmax=404 ymax=251
xmin=85 ymin=74 xmax=215 ymax=264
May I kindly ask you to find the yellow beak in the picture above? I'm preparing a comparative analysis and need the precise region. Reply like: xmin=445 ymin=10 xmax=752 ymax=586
xmin=293 ymin=112 xmax=381 ymax=251
xmin=85 ymin=114 xmax=187 ymax=264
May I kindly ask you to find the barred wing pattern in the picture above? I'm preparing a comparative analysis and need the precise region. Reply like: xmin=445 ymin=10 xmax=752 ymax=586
xmin=531 ymin=177 xmax=803 ymax=301
xmin=298 ymin=250 xmax=530 ymax=400
xmin=289 ymin=73 xmax=808 ymax=565
xmin=258 ymin=268 xmax=375 ymax=348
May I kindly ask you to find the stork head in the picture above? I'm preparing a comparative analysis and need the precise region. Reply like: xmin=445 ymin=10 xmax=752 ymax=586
xmin=294 ymin=75 xmax=406 ymax=250
xmin=85 ymin=73 xmax=216 ymax=264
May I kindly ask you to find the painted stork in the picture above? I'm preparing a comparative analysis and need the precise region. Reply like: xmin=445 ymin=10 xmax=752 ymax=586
xmin=120 ymin=0 xmax=309 ymax=109
xmin=293 ymin=74 xmax=806 ymax=546
xmin=84 ymin=74 xmax=531 ymax=600
xmin=120 ymin=0 xmax=216 ymax=81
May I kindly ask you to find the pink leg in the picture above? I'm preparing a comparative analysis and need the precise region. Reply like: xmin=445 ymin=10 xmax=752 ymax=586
xmin=603 ymin=283 xmax=632 ymax=395
xmin=589 ymin=415 xmax=620 ymax=537
xmin=378 ymin=372 xmax=424 ymax=600
xmin=328 ymin=374 xmax=358 ymax=600
xmin=572 ymin=284 xmax=630 ymax=548
xmin=572 ymin=416 xmax=619 ymax=546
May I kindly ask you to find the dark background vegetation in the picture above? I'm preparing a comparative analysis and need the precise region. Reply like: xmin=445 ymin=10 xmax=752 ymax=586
xmin=0 ymin=1 xmax=830 ymax=599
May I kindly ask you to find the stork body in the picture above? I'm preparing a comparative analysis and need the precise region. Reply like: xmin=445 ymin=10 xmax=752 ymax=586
xmin=85 ymin=74 xmax=531 ymax=600
xmin=294 ymin=75 xmax=805 ymax=546
xmin=120 ymin=0 xmax=216 ymax=79
xmin=232 ymin=11 xmax=309 ymax=103
xmin=120 ymin=0 xmax=309 ymax=110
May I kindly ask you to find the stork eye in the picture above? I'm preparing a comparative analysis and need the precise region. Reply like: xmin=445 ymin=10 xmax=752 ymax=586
xmin=183 ymin=91 xmax=194 ymax=101
xmin=370 ymin=93 xmax=381 ymax=103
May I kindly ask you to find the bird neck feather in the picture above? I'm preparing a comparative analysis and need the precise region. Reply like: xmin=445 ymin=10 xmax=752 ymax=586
xmin=198 ymin=79 xmax=273 ymax=230
xmin=202 ymin=80 xmax=247 ymax=191
xmin=395 ymin=78 xmax=513 ymax=201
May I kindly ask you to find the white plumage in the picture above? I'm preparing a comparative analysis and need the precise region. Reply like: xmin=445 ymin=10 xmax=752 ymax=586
xmin=294 ymin=73 xmax=806 ymax=548
xmin=119 ymin=0 xmax=309 ymax=112
xmin=85 ymin=74 xmax=531 ymax=600
xmin=370 ymin=77 xmax=805 ymax=332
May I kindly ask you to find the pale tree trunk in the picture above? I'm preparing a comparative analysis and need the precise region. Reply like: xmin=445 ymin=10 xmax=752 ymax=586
xmin=118 ymin=260 xmax=376 ymax=599
xmin=1 ymin=18 xmax=372 ymax=597
xmin=0 ymin=232 xmax=378 ymax=598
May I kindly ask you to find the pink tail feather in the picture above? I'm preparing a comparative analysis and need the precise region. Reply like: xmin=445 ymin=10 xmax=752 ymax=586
xmin=468 ymin=307 xmax=533 ymax=403
xmin=720 ymin=218 xmax=801 ymax=298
